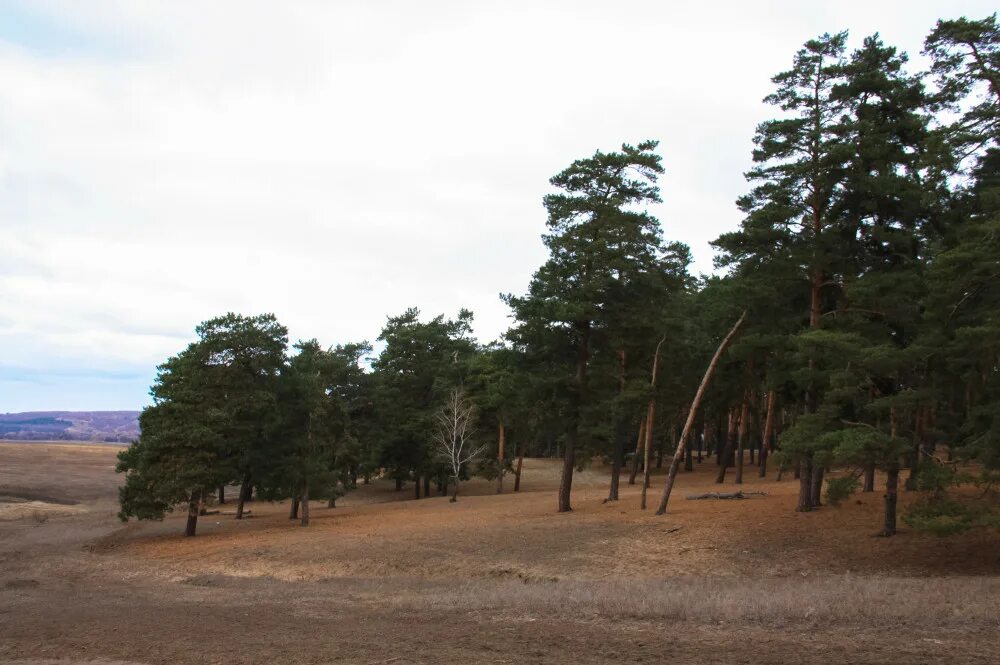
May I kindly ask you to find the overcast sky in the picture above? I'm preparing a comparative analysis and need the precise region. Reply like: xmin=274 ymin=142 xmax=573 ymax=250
xmin=0 ymin=0 xmax=994 ymax=412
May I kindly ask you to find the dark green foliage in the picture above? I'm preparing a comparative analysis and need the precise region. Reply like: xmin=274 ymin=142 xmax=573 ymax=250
xmin=117 ymin=14 xmax=1000 ymax=540
xmin=904 ymin=497 xmax=1000 ymax=535
xmin=371 ymin=308 xmax=477 ymax=489
xmin=267 ymin=340 xmax=349 ymax=503
xmin=924 ymin=14 xmax=999 ymax=160
xmin=825 ymin=474 xmax=860 ymax=506
xmin=504 ymin=140 xmax=691 ymax=510
xmin=195 ymin=313 xmax=288 ymax=499
xmin=117 ymin=341 xmax=232 ymax=525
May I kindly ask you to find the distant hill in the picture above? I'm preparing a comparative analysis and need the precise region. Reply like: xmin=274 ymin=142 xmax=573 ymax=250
xmin=0 ymin=411 xmax=139 ymax=443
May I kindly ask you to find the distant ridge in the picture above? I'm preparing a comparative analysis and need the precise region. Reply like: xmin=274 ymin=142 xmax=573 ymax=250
xmin=0 ymin=411 xmax=139 ymax=443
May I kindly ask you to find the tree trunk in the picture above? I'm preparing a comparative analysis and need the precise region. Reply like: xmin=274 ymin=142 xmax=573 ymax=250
xmin=656 ymin=311 xmax=747 ymax=515
xmin=863 ymin=462 xmax=875 ymax=492
xmin=558 ymin=427 xmax=576 ymax=512
xmin=300 ymin=484 xmax=310 ymax=527
xmin=608 ymin=429 xmax=624 ymax=501
xmin=803 ymin=200 xmax=823 ymax=505
xmin=883 ymin=406 xmax=899 ymax=533
xmin=679 ymin=422 xmax=692 ymax=472
xmin=715 ymin=409 xmax=738 ymax=484
xmin=289 ymin=494 xmax=300 ymax=520
xmin=883 ymin=464 xmax=899 ymax=536
xmin=185 ymin=490 xmax=199 ymax=537
xmin=705 ymin=418 xmax=722 ymax=457
xmin=759 ymin=390 xmax=775 ymax=478
xmin=906 ymin=407 xmax=922 ymax=491
xmin=497 ymin=422 xmax=506 ymax=494
xmin=715 ymin=415 xmax=724 ymax=466
xmin=414 ymin=475 xmax=421 ymax=499
xmin=696 ymin=422 xmax=704 ymax=463
xmin=218 ymin=485 xmax=225 ymax=505
xmin=735 ymin=401 xmax=749 ymax=485
xmin=796 ymin=458 xmax=812 ymax=512
xmin=236 ymin=473 xmax=251 ymax=519
xmin=924 ymin=408 xmax=937 ymax=459
xmin=640 ymin=336 xmax=667 ymax=508
xmin=450 ymin=475 xmax=459 ymax=502
xmin=640 ymin=401 xmax=655 ymax=509
xmin=559 ymin=321 xmax=589 ymax=513
xmin=514 ymin=445 xmax=524 ymax=492
xmin=442 ymin=475 xmax=449 ymax=497
xmin=628 ymin=419 xmax=646 ymax=485
xmin=610 ymin=350 xmax=626 ymax=500
xmin=423 ymin=474 xmax=431 ymax=498
xmin=810 ymin=463 xmax=824 ymax=508
xmin=810 ymin=244 xmax=822 ymax=329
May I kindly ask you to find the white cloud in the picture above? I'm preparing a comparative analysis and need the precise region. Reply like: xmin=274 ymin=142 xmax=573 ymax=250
xmin=1 ymin=0 xmax=995 ymax=409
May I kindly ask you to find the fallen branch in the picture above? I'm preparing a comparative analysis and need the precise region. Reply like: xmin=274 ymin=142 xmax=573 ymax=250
xmin=685 ymin=491 xmax=767 ymax=500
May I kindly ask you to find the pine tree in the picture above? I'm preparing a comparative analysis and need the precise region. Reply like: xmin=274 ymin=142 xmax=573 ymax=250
xmin=270 ymin=341 xmax=350 ymax=526
xmin=924 ymin=14 xmax=1000 ymax=162
xmin=194 ymin=313 xmax=288 ymax=513
xmin=117 ymin=314 xmax=288 ymax=535
xmin=117 ymin=343 xmax=226 ymax=537
xmin=504 ymin=140 xmax=674 ymax=512
xmin=715 ymin=33 xmax=851 ymax=510
xmin=908 ymin=16 xmax=1000 ymax=531
xmin=372 ymin=308 xmax=476 ymax=497
xmin=466 ymin=343 xmax=526 ymax=493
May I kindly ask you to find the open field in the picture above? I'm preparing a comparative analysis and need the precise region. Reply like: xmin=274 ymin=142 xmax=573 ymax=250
xmin=2 ymin=441 xmax=1000 ymax=664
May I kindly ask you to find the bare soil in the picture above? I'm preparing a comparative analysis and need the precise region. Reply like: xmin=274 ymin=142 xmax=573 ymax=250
xmin=1 ymin=441 xmax=999 ymax=664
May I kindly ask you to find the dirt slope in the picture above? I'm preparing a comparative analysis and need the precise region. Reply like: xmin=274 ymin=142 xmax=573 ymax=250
xmin=1 ymin=442 xmax=998 ymax=665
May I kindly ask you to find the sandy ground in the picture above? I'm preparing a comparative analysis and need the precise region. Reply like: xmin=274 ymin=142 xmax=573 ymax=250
xmin=1 ymin=441 xmax=999 ymax=664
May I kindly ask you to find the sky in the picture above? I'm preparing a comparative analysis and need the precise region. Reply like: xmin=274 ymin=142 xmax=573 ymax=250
xmin=0 ymin=0 xmax=994 ymax=412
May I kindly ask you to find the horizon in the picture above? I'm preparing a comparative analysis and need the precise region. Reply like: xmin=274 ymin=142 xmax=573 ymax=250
xmin=2 ymin=0 xmax=996 ymax=411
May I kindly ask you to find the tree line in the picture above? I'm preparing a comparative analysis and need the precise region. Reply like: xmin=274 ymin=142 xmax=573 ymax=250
xmin=118 ymin=14 xmax=1000 ymax=537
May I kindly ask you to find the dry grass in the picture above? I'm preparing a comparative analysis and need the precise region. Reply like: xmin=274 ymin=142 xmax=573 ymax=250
xmin=385 ymin=574 xmax=1000 ymax=628
xmin=4 ymin=444 xmax=1000 ymax=664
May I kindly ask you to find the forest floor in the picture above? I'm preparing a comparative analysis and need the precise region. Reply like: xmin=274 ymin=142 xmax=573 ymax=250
xmin=2 ymin=441 xmax=999 ymax=664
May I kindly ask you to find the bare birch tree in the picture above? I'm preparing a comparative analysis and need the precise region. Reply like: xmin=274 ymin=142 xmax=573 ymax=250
xmin=434 ymin=388 xmax=486 ymax=502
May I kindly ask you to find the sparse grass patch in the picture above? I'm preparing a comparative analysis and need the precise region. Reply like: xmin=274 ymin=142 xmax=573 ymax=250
xmin=387 ymin=575 xmax=1000 ymax=628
